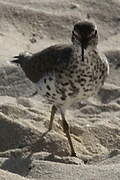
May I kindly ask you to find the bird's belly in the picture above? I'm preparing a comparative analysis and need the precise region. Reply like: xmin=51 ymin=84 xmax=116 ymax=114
xmin=59 ymin=72 xmax=105 ymax=108
xmin=34 ymin=66 xmax=106 ymax=107
xmin=34 ymin=73 xmax=63 ymax=104
xmin=61 ymin=82 xmax=102 ymax=108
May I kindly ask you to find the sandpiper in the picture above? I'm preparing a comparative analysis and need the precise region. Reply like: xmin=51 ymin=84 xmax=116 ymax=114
xmin=11 ymin=21 xmax=109 ymax=156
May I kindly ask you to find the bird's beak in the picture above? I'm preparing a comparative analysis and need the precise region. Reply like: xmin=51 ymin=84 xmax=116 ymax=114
xmin=81 ymin=38 xmax=88 ymax=62
xmin=81 ymin=43 xmax=84 ymax=62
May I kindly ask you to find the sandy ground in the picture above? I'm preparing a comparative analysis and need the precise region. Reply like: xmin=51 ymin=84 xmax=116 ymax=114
xmin=0 ymin=0 xmax=120 ymax=179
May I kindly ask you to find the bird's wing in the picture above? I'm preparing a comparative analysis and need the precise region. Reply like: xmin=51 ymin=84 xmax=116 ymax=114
xmin=23 ymin=44 xmax=73 ymax=82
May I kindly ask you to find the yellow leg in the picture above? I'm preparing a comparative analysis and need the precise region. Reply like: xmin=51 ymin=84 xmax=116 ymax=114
xmin=48 ymin=105 xmax=57 ymax=131
xmin=60 ymin=109 xmax=76 ymax=157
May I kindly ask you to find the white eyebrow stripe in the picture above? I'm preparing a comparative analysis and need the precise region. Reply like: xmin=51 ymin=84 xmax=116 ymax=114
xmin=73 ymin=30 xmax=79 ymax=36
xmin=94 ymin=24 xmax=97 ymax=31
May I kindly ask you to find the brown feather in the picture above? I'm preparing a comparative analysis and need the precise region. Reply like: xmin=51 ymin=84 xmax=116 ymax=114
xmin=21 ymin=44 xmax=73 ymax=82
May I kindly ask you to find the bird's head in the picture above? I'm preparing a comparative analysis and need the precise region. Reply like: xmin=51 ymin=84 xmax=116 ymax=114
xmin=71 ymin=21 xmax=98 ymax=60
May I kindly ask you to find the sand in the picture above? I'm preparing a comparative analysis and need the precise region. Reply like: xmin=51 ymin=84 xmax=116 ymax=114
xmin=0 ymin=0 xmax=120 ymax=179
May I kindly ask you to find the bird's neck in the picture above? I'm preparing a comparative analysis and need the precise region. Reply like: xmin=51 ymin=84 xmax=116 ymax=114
xmin=73 ymin=44 xmax=97 ymax=60
xmin=73 ymin=44 xmax=82 ymax=55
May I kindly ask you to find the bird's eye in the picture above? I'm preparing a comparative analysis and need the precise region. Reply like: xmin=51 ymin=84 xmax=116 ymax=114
xmin=72 ymin=31 xmax=75 ymax=36
xmin=94 ymin=30 xmax=97 ymax=35
xmin=72 ymin=31 xmax=79 ymax=38
xmin=90 ymin=30 xmax=97 ymax=38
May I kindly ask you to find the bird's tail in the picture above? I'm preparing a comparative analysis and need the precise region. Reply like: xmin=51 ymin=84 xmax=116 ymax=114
xmin=11 ymin=56 xmax=21 ymax=65
xmin=11 ymin=52 xmax=32 ymax=66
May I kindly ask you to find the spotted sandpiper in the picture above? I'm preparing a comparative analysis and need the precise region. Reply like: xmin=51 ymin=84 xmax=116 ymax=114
xmin=11 ymin=20 xmax=109 ymax=156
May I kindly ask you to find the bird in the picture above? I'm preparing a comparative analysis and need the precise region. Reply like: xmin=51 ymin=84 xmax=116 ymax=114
xmin=11 ymin=20 xmax=109 ymax=157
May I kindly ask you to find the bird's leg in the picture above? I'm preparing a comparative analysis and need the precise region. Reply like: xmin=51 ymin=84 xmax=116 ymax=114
xmin=48 ymin=105 xmax=57 ymax=131
xmin=60 ymin=108 xmax=76 ymax=157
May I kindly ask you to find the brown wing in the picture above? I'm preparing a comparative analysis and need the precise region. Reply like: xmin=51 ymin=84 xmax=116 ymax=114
xmin=22 ymin=44 xmax=73 ymax=82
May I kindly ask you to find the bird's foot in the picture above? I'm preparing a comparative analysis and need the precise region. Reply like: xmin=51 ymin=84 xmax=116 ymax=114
xmin=48 ymin=125 xmax=52 ymax=131
xmin=71 ymin=152 xmax=77 ymax=157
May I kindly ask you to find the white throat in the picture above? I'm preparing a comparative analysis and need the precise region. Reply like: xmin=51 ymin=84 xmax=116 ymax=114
xmin=73 ymin=43 xmax=97 ymax=56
